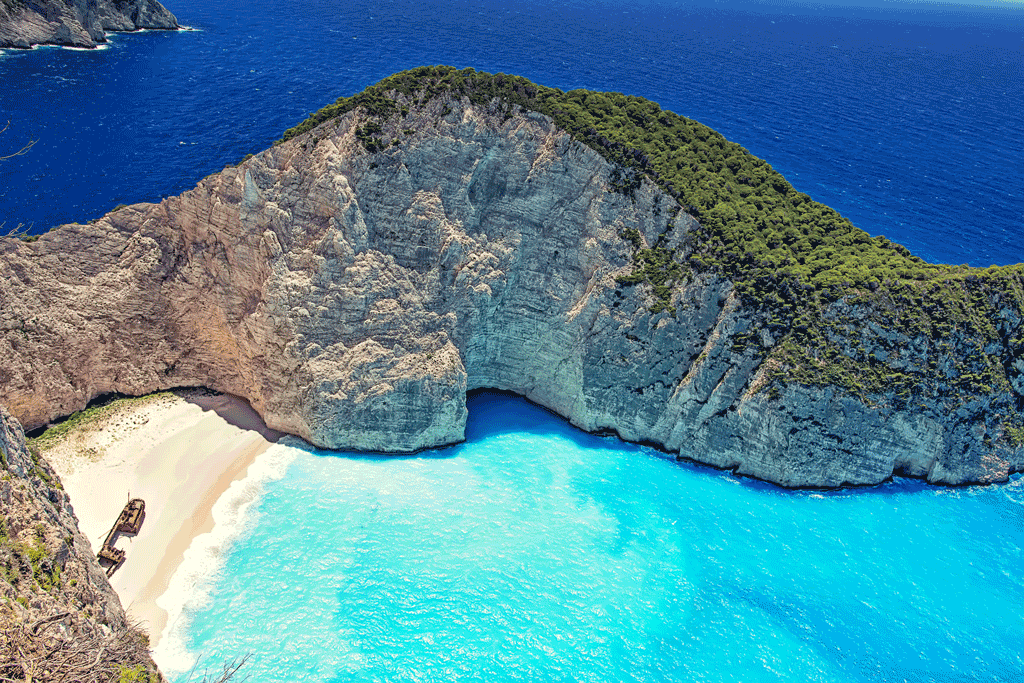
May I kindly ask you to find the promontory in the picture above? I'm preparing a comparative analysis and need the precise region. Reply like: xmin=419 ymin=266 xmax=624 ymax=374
xmin=0 ymin=0 xmax=177 ymax=49
xmin=3 ymin=66 xmax=1024 ymax=489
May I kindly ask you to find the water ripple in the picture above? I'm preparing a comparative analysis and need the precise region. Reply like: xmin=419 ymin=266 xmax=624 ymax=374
xmin=159 ymin=394 xmax=1024 ymax=682
xmin=1 ymin=0 xmax=1022 ymax=266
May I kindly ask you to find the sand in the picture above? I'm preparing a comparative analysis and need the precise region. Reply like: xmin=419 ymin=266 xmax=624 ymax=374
xmin=39 ymin=388 xmax=283 ymax=646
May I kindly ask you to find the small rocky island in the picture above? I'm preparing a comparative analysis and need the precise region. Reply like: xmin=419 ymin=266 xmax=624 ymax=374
xmin=0 ymin=0 xmax=177 ymax=49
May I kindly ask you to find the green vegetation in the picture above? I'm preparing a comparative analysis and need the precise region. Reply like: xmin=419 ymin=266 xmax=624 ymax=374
xmin=277 ymin=66 xmax=1024 ymax=437
xmin=27 ymin=445 xmax=57 ymax=487
xmin=279 ymin=89 xmax=403 ymax=143
xmin=0 ymin=529 xmax=60 ymax=592
xmin=25 ymin=538 xmax=60 ymax=591
xmin=29 ymin=392 xmax=172 ymax=452
xmin=117 ymin=663 xmax=158 ymax=683
xmin=1006 ymin=423 xmax=1024 ymax=448
xmin=616 ymin=225 xmax=686 ymax=314
xmin=354 ymin=121 xmax=385 ymax=152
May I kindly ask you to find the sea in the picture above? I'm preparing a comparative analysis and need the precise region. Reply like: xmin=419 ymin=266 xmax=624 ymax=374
xmin=1 ymin=0 xmax=1022 ymax=681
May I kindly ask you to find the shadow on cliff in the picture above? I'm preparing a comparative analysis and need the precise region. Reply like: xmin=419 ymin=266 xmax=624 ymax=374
xmin=175 ymin=387 xmax=285 ymax=442
xmin=306 ymin=388 xmax=645 ymax=464
xmin=461 ymin=391 xmax=958 ymax=499
xmin=462 ymin=389 xmax=628 ymax=447
xmin=266 ymin=386 xmax=964 ymax=498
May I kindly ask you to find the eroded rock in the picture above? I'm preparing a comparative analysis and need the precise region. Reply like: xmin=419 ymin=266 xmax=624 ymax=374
xmin=2 ymin=95 xmax=1022 ymax=487
xmin=0 ymin=0 xmax=177 ymax=49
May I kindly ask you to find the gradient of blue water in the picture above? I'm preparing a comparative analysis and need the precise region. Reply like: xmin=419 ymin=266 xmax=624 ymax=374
xmin=0 ymin=1 xmax=1022 ymax=266
xmin=175 ymin=393 xmax=1024 ymax=682
xmin=3 ymin=3 xmax=1023 ymax=680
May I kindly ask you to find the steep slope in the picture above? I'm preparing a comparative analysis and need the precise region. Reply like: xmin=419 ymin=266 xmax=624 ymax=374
xmin=0 ymin=0 xmax=177 ymax=48
xmin=0 ymin=406 xmax=158 ymax=680
xmin=1 ymin=67 xmax=1022 ymax=487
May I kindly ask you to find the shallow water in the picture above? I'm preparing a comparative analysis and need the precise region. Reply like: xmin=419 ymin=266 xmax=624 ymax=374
xmin=156 ymin=393 xmax=1024 ymax=682
xmin=3 ymin=2 xmax=1023 ymax=679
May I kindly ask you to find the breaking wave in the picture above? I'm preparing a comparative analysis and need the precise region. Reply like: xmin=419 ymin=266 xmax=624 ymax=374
xmin=151 ymin=440 xmax=298 ymax=675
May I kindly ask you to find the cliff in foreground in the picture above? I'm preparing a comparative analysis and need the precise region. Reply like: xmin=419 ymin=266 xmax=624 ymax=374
xmin=0 ymin=0 xmax=177 ymax=49
xmin=0 ymin=406 xmax=158 ymax=680
xmin=2 ymin=66 xmax=1023 ymax=488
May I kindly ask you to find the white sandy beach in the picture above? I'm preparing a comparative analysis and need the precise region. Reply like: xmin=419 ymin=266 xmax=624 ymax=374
xmin=40 ymin=389 xmax=282 ymax=646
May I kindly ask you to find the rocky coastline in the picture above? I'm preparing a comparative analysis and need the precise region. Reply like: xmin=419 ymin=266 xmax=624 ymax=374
xmin=0 ymin=0 xmax=178 ymax=49
xmin=2 ymin=68 xmax=1022 ymax=490
xmin=0 ymin=405 xmax=159 ymax=679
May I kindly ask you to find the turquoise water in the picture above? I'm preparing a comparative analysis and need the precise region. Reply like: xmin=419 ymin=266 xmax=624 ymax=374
xmin=2 ymin=1 xmax=1021 ymax=679
xmin=158 ymin=393 xmax=1024 ymax=682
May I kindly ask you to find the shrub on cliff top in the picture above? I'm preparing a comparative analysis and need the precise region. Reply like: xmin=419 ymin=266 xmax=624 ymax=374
xmin=278 ymin=66 xmax=1024 ymax=408
xmin=276 ymin=66 xmax=996 ymax=303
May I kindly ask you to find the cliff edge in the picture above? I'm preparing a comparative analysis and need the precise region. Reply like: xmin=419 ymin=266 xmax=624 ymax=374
xmin=2 ymin=67 xmax=1023 ymax=488
xmin=0 ymin=406 xmax=158 ymax=679
xmin=0 ymin=0 xmax=177 ymax=49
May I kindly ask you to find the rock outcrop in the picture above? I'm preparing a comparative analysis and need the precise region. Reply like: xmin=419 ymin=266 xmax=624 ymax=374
xmin=2 ymin=78 xmax=1023 ymax=488
xmin=0 ymin=0 xmax=177 ymax=49
xmin=0 ymin=406 xmax=157 ymax=679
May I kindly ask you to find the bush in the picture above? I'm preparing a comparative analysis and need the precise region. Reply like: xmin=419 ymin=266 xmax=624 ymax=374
xmin=273 ymin=66 xmax=1024 ymax=421
xmin=117 ymin=663 xmax=156 ymax=683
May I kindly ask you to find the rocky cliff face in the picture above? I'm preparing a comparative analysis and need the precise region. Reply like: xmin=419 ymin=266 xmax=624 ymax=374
xmin=1 ymin=92 xmax=1022 ymax=488
xmin=0 ymin=0 xmax=177 ymax=49
xmin=0 ymin=406 xmax=157 ymax=679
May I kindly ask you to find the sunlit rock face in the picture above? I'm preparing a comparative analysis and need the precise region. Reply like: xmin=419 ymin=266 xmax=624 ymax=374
xmin=0 ymin=405 xmax=155 ymax=675
xmin=0 ymin=0 xmax=178 ymax=49
xmin=1 ymin=95 xmax=1021 ymax=487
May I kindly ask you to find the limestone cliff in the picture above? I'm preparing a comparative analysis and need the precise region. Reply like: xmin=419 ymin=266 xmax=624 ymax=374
xmin=0 ymin=0 xmax=177 ymax=49
xmin=0 ymin=406 xmax=157 ymax=679
xmin=2 ymin=68 xmax=1023 ymax=488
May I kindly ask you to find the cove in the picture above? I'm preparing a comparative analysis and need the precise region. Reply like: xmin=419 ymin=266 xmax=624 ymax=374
xmin=157 ymin=392 xmax=1024 ymax=682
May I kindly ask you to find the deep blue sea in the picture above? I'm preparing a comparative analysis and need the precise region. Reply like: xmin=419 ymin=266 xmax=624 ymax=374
xmin=1 ymin=0 xmax=1023 ymax=265
xmin=2 ymin=1 xmax=1024 ymax=681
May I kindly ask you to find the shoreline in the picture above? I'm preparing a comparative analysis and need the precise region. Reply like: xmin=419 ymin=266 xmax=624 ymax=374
xmin=0 ymin=25 xmax=192 ymax=52
xmin=37 ymin=388 xmax=282 ymax=646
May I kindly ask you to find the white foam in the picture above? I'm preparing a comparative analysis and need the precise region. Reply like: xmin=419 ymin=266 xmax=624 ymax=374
xmin=62 ymin=44 xmax=110 ymax=51
xmin=1002 ymin=475 xmax=1024 ymax=505
xmin=152 ymin=440 xmax=299 ymax=675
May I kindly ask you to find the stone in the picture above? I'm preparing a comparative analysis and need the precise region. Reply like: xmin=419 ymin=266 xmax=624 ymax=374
xmin=0 ymin=0 xmax=178 ymax=49
xmin=1 ymin=95 xmax=1022 ymax=488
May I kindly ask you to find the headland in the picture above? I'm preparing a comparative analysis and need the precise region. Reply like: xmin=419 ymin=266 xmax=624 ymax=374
xmin=0 ymin=0 xmax=178 ymax=49
xmin=3 ymin=66 xmax=1022 ymax=489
